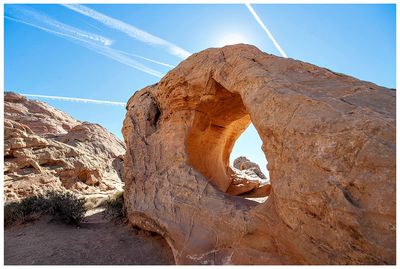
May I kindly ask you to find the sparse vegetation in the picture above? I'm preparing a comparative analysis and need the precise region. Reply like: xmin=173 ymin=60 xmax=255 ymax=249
xmin=4 ymin=191 xmax=86 ymax=227
xmin=46 ymin=191 xmax=87 ymax=224
xmin=103 ymin=191 xmax=126 ymax=221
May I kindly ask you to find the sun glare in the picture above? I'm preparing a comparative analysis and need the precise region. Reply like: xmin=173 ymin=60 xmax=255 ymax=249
xmin=216 ymin=33 xmax=250 ymax=47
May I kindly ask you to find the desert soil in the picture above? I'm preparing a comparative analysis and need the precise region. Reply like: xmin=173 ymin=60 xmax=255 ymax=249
xmin=4 ymin=211 xmax=175 ymax=265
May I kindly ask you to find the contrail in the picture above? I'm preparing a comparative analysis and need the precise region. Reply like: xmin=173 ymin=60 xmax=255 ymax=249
xmin=5 ymin=15 xmax=87 ymax=42
xmin=116 ymin=49 xmax=175 ymax=68
xmin=63 ymin=4 xmax=191 ymax=59
xmin=245 ymin=3 xmax=288 ymax=58
xmin=5 ymin=5 xmax=113 ymax=46
xmin=78 ymin=41 xmax=164 ymax=78
xmin=5 ymin=6 xmax=164 ymax=78
xmin=21 ymin=94 xmax=126 ymax=106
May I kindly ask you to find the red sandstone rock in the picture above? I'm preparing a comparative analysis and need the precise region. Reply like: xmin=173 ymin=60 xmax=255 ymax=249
xmin=122 ymin=44 xmax=395 ymax=265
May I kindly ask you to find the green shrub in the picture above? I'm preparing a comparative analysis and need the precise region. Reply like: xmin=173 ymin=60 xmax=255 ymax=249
xmin=17 ymin=195 xmax=46 ymax=214
xmin=4 ymin=194 xmax=48 ymax=226
xmin=4 ymin=191 xmax=86 ymax=227
xmin=46 ymin=191 xmax=86 ymax=225
xmin=103 ymin=192 xmax=126 ymax=221
xmin=4 ymin=202 xmax=24 ymax=227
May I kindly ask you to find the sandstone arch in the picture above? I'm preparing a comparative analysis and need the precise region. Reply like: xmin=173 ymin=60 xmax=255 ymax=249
xmin=122 ymin=44 xmax=395 ymax=264
xmin=187 ymin=83 xmax=252 ymax=192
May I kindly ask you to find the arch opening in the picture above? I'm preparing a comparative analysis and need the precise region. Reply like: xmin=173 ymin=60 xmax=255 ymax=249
xmin=186 ymin=83 xmax=271 ymax=201
xmin=230 ymin=123 xmax=269 ymax=177
xmin=229 ymin=123 xmax=270 ymax=202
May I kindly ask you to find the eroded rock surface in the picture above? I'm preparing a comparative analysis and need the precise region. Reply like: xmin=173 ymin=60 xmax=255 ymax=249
xmin=4 ymin=92 xmax=126 ymax=204
xmin=122 ymin=45 xmax=395 ymax=265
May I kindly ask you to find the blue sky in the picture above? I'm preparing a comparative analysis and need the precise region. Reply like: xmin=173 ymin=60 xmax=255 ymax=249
xmin=4 ymin=4 xmax=396 ymax=175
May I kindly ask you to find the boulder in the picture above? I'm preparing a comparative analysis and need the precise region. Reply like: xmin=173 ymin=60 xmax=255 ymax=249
xmin=233 ymin=156 xmax=267 ymax=179
xmin=122 ymin=44 xmax=395 ymax=264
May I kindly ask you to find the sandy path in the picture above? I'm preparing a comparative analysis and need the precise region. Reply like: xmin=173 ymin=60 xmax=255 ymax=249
xmin=4 ymin=212 xmax=175 ymax=265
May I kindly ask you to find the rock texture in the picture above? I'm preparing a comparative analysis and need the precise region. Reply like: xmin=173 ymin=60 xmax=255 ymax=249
xmin=122 ymin=44 xmax=395 ymax=265
xmin=4 ymin=92 xmax=126 ymax=204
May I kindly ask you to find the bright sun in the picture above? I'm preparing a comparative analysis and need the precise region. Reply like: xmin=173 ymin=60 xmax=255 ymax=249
xmin=216 ymin=33 xmax=250 ymax=47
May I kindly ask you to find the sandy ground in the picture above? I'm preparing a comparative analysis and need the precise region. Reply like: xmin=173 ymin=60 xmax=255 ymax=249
xmin=4 ymin=211 xmax=175 ymax=265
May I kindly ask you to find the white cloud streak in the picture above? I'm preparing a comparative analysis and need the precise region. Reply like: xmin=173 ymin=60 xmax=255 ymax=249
xmin=6 ymin=5 xmax=113 ymax=46
xmin=5 ymin=15 xmax=83 ymax=41
xmin=245 ymin=3 xmax=288 ymax=58
xmin=77 ymin=41 xmax=164 ymax=77
xmin=116 ymin=49 xmax=175 ymax=68
xmin=21 ymin=94 xmax=126 ymax=106
xmin=63 ymin=4 xmax=191 ymax=59
xmin=5 ymin=6 xmax=164 ymax=78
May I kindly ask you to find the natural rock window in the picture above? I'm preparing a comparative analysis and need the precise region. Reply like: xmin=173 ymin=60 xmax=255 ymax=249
xmin=186 ymin=84 xmax=270 ymax=201
xmin=229 ymin=124 xmax=271 ymax=202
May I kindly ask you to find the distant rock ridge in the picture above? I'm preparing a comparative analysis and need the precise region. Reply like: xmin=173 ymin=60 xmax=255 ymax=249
xmin=4 ymin=92 xmax=126 ymax=204
xmin=4 ymin=92 xmax=79 ymax=135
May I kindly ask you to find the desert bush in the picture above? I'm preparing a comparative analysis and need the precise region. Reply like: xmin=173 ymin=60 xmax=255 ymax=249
xmin=4 ymin=191 xmax=86 ymax=227
xmin=4 ymin=202 xmax=24 ymax=227
xmin=46 ymin=191 xmax=86 ymax=225
xmin=103 ymin=191 xmax=126 ymax=221
xmin=4 ymin=194 xmax=48 ymax=226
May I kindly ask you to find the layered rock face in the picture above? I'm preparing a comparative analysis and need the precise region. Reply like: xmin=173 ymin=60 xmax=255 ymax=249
xmin=4 ymin=92 xmax=125 ymax=203
xmin=122 ymin=45 xmax=395 ymax=264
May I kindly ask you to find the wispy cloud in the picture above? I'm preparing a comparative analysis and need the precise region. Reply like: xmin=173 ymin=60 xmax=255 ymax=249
xmin=5 ymin=5 xmax=164 ymax=78
xmin=63 ymin=4 xmax=191 ymax=59
xmin=245 ymin=3 xmax=288 ymax=58
xmin=80 ymin=42 xmax=164 ymax=78
xmin=21 ymin=94 xmax=126 ymax=106
xmin=116 ymin=49 xmax=175 ymax=68
xmin=6 ymin=5 xmax=113 ymax=46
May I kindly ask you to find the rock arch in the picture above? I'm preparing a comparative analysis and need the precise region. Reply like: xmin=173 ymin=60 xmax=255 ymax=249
xmin=187 ymin=81 xmax=251 ymax=192
xmin=122 ymin=44 xmax=395 ymax=264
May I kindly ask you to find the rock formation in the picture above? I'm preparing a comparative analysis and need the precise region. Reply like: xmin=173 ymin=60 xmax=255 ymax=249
xmin=233 ymin=156 xmax=267 ymax=179
xmin=227 ymin=156 xmax=270 ymax=198
xmin=4 ymin=92 xmax=125 ymax=204
xmin=122 ymin=44 xmax=395 ymax=265
xmin=4 ymin=92 xmax=79 ymax=135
